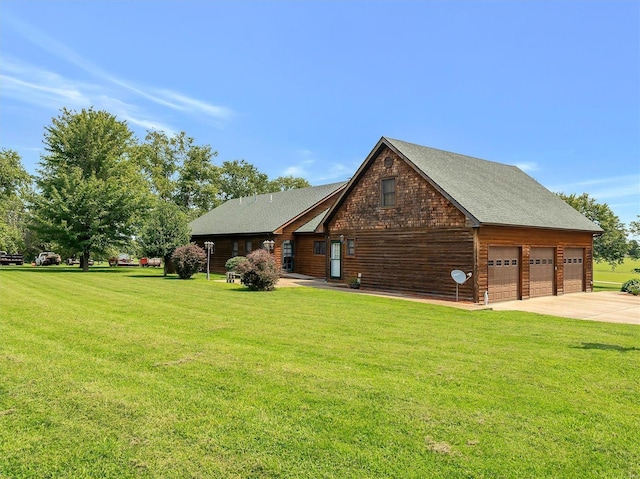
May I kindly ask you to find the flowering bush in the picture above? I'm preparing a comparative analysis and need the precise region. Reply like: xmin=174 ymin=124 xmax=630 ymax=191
xmin=172 ymin=244 xmax=206 ymax=279
xmin=236 ymin=249 xmax=280 ymax=291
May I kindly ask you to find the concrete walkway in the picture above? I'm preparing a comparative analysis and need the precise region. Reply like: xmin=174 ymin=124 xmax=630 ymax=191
xmin=277 ymin=275 xmax=639 ymax=325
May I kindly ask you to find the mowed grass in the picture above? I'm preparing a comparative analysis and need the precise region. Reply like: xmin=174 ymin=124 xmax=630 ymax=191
xmin=593 ymin=257 xmax=640 ymax=291
xmin=1 ymin=267 xmax=639 ymax=478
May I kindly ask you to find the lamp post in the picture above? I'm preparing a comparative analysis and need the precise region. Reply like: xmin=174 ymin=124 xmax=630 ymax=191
xmin=204 ymin=241 xmax=214 ymax=281
xmin=263 ymin=240 xmax=275 ymax=252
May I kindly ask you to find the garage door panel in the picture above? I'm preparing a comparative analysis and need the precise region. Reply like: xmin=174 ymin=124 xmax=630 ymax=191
xmin=564 ymin=248 xmax=584 ymax=293
xmin=488 ymin=247 xmax=519 ymax=302
xmin=530 ymin=248 xmax=554 ymax=297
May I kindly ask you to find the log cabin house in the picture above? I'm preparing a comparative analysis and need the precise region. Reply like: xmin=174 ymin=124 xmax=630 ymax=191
xmin=189 ymin=137 xmax=601 ymax=303
xmin=320 ymin=137 xmax=602 ymax=303
xmin=189 ymin=182 xmax=346 ymax=277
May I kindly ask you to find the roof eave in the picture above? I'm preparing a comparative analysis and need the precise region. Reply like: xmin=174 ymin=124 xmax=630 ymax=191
xmin=477 ymin=222 xmax=604 ymax=234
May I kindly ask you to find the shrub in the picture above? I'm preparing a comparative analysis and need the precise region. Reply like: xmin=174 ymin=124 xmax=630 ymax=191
xmin=628 ymin=284 xmax=640 ymax=296
xmin=621 ymin=278 xmax=640 ymax=295
xmin=172 ymin=244 xmax=206 ymax=279
xmin=225 ymin=256 xmax=248 ymax=272
xmin=236 ymin=249 xmax=280 ymax=291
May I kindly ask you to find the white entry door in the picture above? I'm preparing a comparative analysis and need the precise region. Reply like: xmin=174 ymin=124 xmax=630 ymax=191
xmin=330 ymin=241 xmax=341 ymax=278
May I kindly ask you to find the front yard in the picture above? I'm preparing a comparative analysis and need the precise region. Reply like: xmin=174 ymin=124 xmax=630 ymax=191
xmin=1 ymin=266 xmax=638 ymax=478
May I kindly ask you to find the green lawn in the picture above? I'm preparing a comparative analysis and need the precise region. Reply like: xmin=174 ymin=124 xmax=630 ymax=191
xmin=593 ymin=257 xmax=640 ymax=291
xmin=1 ymin=266 xmax=639 ymax=478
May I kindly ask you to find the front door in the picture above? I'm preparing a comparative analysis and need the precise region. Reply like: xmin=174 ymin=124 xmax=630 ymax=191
xmin=330 ymin=241 xmax=341 ymax=278
xmin=282 ymin=240 xmax=294 ymax=272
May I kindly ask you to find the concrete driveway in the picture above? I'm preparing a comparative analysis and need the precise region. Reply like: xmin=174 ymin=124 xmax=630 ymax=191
xmin=278 ymin=275 xmax=639 ymax=325
xmin=490 ymin=291 xmax=640 ymax=325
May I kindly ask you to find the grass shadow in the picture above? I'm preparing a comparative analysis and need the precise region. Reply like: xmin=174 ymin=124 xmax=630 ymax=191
xmin=573 ymin=342 xmax=639 ymax=353
xmin=1 ymin=266 xmax=125 ymax=274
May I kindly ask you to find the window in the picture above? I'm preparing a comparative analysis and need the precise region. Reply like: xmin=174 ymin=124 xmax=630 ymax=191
xmin=245 ymin=240 xmax=252 ymax=253
xmin=232 ymin=241 xmax=239 ymax=257
xmin=381 ymin=178 xmax=396 ymax=207
xmin=313 ymin=241 xmax=326 ymax=255
xmin=346 ymin=238 xmax=355 ymax=256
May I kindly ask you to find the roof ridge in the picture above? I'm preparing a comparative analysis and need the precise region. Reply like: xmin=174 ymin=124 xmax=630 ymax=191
xmin=384 ymin=137 xmax=519 ymax=169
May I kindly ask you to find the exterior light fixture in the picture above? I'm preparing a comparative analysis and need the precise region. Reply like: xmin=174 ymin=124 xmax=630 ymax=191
xmin=263 ymin=240 xmax=275 ymax=252
xmin=204 ymin=241 xmax=215 ymax=281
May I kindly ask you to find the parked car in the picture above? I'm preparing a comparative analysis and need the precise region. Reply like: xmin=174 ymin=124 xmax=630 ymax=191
xmin=66 ymin=257 xmax=94 ymax=266
xmin=140 ymin=257 xmax=162 ymax=268
xmin=108 ymin=254 xmax=139 ymax=267
xmin=35 ymin=252 xmax=61 ymax=266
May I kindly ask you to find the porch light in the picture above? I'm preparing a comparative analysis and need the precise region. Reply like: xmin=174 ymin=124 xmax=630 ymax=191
xmin=263 ymin=240 xmax=275 ymax=252
xmin=204 ymin=241 xmax=214 ymax=281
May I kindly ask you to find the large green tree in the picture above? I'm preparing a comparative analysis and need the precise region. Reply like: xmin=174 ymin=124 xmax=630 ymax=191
xmin=217 ymin=159 xmax=269 ymax=201
xmin=267 ymin=175 xmax=311 ymax=192
xmin=135 ymin=131 xmax=219 ymax=218
xmin=629 ymin=215 xmax=640 ymax=238
xmin=0 ymin=149 xmax=33 ymax=254
xmin=558 ymin=192 xmax=628 ymax=268
xmin=30 ymin=108 xmax=148 ymax=271
xmin=137 ymin=200 xmax=191 ymax=276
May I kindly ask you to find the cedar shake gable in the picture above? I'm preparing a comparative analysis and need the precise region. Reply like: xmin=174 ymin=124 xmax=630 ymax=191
xmin=323 ymin=137 xmax=602 ymax=233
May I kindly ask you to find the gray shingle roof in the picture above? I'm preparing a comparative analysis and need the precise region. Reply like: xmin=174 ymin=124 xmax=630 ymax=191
xmin=190 ymin=182 xmax=346 ymax=236
xmin=384 ymin=138 xmax=602 ymax=232
xmin=295 ymin=208 xmax=329 ymax=233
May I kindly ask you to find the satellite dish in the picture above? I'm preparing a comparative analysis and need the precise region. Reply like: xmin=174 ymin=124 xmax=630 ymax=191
xmin=451 ymin=269 xmax=468 ymax=285
xmin=451 ymin=270 xmax=472 ymax=302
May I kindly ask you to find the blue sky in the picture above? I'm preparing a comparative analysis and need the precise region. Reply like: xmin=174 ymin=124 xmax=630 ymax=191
xmin=1 ymin=0 xmax=638 ymax=227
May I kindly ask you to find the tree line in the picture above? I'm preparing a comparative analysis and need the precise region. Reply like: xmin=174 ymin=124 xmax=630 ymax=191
xmin=1 ymin=107 xmax=638 ymax=270
xmin=1 ymin=107 xmax=309 ymax=270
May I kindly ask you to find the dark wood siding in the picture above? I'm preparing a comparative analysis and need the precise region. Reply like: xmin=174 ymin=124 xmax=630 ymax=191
xmin=328 ymin=228 xmax=475 ymax=299
xmin=192 ymin=234 xmax=268 ymax=273
xmin=294 ymin=234 xmax=327 ymax=278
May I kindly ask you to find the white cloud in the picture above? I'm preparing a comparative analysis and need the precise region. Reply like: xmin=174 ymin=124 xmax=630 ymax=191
xmin=2 ymin=14 xmax=234 ymax=126
xmin=549 ymin=174 xmax=640 ymax=201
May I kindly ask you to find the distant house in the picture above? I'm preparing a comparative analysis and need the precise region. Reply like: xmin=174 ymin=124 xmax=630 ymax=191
xmin=320 ymin=137 xmax=602 ymax=302
xmin=189 ymin=182 xmax=346 ymax=277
